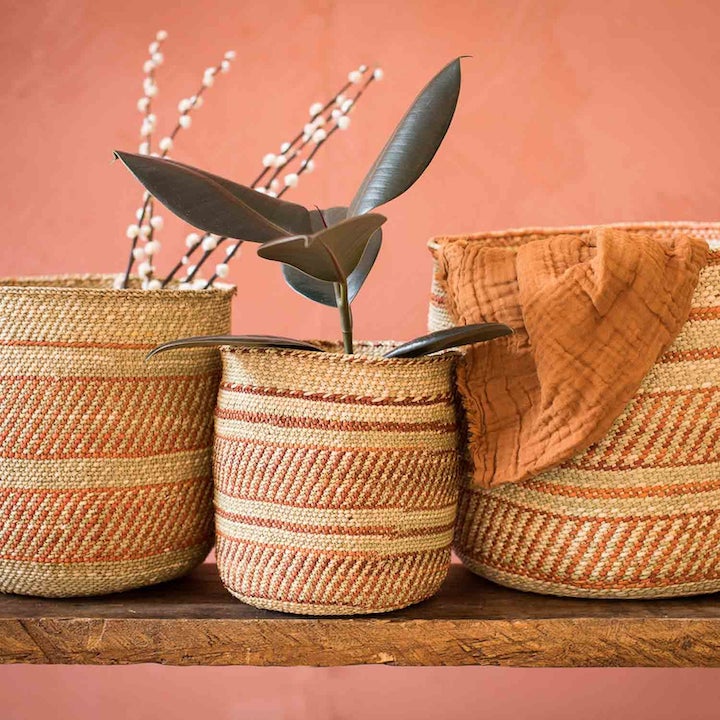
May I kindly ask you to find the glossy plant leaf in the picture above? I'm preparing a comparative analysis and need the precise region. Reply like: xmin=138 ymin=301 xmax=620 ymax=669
xmin=283 ymin=207 xmax=383 ymax=306
xmin=348 ymin=57 xmax=464 ymax=217
xmin=114 ymin=151 xmax=312 ymax=241
xmin=258 ymin=214 xmax=386 ymax=283
xmin=383 ymin=323 xmax=513 ymax=359
xmin=146 ymin=335 xmax=324 ymax=360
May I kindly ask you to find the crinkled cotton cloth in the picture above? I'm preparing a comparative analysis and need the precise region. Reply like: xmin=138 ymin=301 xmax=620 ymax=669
xmin=434 ymin=226 xmax=709 ymax=488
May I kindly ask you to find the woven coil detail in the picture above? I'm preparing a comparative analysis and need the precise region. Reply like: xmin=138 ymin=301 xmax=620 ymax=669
xmin=213 ymin=343 xmax=461 ymax=615
xmin=428 ymin=222 xmax=720 ymax=599
xmin=0 ymin=275 xmax=234 ymax=597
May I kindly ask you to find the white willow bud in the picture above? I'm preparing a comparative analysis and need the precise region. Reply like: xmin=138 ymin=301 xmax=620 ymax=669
xmin=185 ymin=232 xmax=201 ymax=248
xmin=148 ymin=41 xmax=160 ymax=54
xmin=262 ymin=153 xmax=276 ymax=167
xmin=179 ymin=115 xmax=192 ymax=128
xmin=147 ymin=278 xmax=162 ymax=290
xmin=373 ymin=67 xmax=384 ymax=80
xmin=341 ymin=98 xmax=354 ymax=113
xmin=202 ymin=236 xmax=218 ymax=251
xmin=138 ymin=261 xmax=152 ymax=277
xmin=159 ymin=136 xmax=173 ymax=152
xmin=274 ymin=154 xmax=287 ymax=167
xmin=138 ymin=142 xmax=150 ymax=155
xmin=302 ymin=159 xmax=315 ymax=173
xmin=337 ymin=115 xmax=351 ymax=130
xmin=309 ymin=101 xmax=324 ymax=117
xmin=132 ymin=247 xmax=146 ymax=261
xmin=178 ymin=98 xmax=192 ymax=113
xmin=144 ymin=240 xmax=161 ymax=256
xmin=139 ymin=224 xmax=152 ymax=237
xmin=280 ymin=141 xmax=291 ymax=153
xmin=215 ymin=263 xmax=229 ymax=278
xmin=126 ymin=224 xmax=140 ymax=239
xmin=312 ymin=128 xmax=327 ymax=143
xmin=150 ymin=215 xmax=163 ymax=230
xmin=156 ymin=30 xmax=168 ymax=41
xmin=284 ymin=173 xmax=299 ymax=188
xmin=152 ymin=52 xmax=164 ymax=66
xmin=137 ymin=97 xmax=150 ymax=113
xmin=348 ymin=70 xmax=362 ymax=84
xmin=224 ymin=50 xmax=236 ymax=60
xmin=143 ymin=60 xmax=155 ymax=74
xmin=220 ymin=60 xmax=231 ymax=73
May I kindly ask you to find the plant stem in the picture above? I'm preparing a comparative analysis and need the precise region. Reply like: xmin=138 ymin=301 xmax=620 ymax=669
xmin=334 ymin=281 xmax=353 ymax=354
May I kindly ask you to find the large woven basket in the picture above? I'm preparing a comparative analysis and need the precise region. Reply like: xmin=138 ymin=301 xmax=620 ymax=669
xmin=213 ymin=342 xmax=461 ymax=615
xmin=429 ymin=222 xmax=720 ymax=599
xmin=0 ymin=275 xmax=234 ymax=597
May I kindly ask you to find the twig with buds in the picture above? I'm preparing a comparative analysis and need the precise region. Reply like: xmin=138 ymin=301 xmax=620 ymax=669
xmin=120 ymin=32 xmax=234 ymax=288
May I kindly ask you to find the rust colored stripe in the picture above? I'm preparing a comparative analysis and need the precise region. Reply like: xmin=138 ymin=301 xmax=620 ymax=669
xmin=528 ymin=478 xmax=720 ymax=500
xmin=216 ymin=529 xmax=448 ymax=560
xmin=689 ymin=307 xmax=720 ymax=320
xmin=0 ymin=340 xmax=156 ymax=350
xmin=658 ymin=348 xmax=720 ymax=363
xmin=219 ymin=382 xmax=454 ymax=407
xmin=215 ymin=507 xmax=455 ymax=539
xmin=215 ymin=406 xmax=456 ymax=433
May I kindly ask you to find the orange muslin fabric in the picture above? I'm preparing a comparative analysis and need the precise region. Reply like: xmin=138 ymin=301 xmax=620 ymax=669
xmin=435 ymin=227 xmax=709 ymax=488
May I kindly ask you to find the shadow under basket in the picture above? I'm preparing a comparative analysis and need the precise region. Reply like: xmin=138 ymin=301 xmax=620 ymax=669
xmin=213 ymin=342 xmax=461 ymax=615
xmin=428 ymin=221 xmax=720 ymax=599
xmin=0 ymin=275 xmax=234 ymax=597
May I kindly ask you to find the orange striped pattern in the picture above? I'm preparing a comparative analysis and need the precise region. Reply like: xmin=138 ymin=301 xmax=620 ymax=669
xmin=0 ymin=275 xmax=234 ymax=597
xmin=213 ymin=342 xmax=460 ymax=615
xmin=428 ymin=222 xmax=720 ymax=598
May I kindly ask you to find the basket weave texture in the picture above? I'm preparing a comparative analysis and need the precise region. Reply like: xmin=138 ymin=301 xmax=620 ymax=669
xmin=213 ymin=342 xmax=460 ymax=615
xmin=0 ymin=275 xmax=234 ymax=597
xmin=428 ymin=222 xmax=720 ymax=599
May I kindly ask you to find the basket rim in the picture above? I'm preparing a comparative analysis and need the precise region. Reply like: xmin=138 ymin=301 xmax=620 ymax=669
xmin=0 ymin=273 xmax=236 ymax=299
xmin=427 ymin=220 xmax=720 ymax=250
xmin=220 ymin=341 xmax=458 ymax=367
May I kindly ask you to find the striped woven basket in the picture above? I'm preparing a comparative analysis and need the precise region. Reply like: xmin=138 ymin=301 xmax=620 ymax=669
xmin=428 ymin=222 xmax=720 ymax=599
xmin=0 ymin=275 xmax=234 ymax=597
xmin=213 ymin=342 xmax=461 ymax=615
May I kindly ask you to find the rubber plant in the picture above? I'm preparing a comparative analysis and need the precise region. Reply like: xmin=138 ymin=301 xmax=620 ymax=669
xmin=115 ymin=57 xmax=512 ymax=357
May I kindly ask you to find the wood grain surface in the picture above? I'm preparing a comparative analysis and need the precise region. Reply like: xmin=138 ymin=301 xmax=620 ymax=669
xmin=1 ymin=564 xmax=720 ymax=667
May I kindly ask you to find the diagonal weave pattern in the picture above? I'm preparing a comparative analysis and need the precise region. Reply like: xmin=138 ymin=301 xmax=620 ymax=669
xmin=429 ymin=222 xmax=720 ymax=598
xmin=0 ymin=275 xmax=234 ymax=597
xmin=214 ymin=342 xmax=461 ymax=615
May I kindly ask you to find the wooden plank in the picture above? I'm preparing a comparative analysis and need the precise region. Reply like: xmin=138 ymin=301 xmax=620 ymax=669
xmin=1 ymin=564 xmax=720 ymax=667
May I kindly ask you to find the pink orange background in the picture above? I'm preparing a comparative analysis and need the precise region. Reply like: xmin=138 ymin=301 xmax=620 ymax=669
xmin=2 ymin=0 xmax=720 ymax=717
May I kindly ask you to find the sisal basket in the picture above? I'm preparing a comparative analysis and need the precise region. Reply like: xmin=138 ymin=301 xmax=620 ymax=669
xmin=213 ymin=342 xmax=461 ymax=615
xmin=429 ymin=222 xmax=720 ymax=599
xmin=0 ymin=275 xmax=234 ymax=597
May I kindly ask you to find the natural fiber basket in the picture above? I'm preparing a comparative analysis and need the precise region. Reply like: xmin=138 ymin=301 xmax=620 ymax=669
xmin=213 ymin=342 xmax=461 ymax=615
xmin=0 ymin=275 xmax=234 ymax=597
xmin=428 ymin=222 xmax=720 ymax=599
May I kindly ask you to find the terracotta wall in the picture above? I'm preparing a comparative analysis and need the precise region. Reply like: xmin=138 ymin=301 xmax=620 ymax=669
xmin=2 ymin=0 xmax=720 ymax=717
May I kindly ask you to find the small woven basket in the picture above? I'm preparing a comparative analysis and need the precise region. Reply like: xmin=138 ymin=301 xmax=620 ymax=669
xmin=429 ymin=222 xmax=720 ymax=599
xmin=0 ymin=275 xmax=234 ymax=597
xmin=213 ymin=342 xmax=461 ymax=615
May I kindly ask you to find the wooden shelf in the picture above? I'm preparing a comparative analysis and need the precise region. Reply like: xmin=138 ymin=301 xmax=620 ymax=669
xmin=2 ymin=564 xmax=720 ymax=667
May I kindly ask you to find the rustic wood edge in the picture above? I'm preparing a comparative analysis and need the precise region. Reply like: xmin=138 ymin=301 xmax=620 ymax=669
xmin=2 ymin=617 xmax=720 ymax=667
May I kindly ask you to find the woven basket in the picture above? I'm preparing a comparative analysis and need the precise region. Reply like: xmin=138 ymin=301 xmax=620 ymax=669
xmin=213 ymin=342 xmax=461 ymax=615
xmin=0 ymin=275 xmax=234 ymax=597
xmin=428 ymin=222 xmax=720 ymax=599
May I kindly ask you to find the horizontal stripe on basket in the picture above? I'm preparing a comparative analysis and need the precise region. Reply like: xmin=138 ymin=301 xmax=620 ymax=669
xmin=0 ymin=339 xmax=156 ymax=350
xmin=216 ymin=529 xmax=451 ymax=560
xmin=215 ymin=506 xmax=455 ymax=539
xmin=459 ymin=490 xmax=720 ymax=523
xmin=214 ymin=406 xmax=456 ymax=434
xmin=658 ymin=347 xmax=720 ymax=363
xmin=219 ymin=382 xmax=454 ymax=406
xmin=222 ymin=356 xmax=453 ymax=401
xmin=217 ymin=390 xmax=455 ymax=426
xmin=215 ymin=516 xmax=453 ymax=553
xmin=214 ymin=421 xmax=458 ymax=451
xmin=215 ymin=493 xmax=456 ymax=531
xmin=690 ymin=306 xmax=720 ymax=320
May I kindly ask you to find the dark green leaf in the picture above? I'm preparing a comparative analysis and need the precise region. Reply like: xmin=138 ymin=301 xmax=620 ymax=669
xmin=257 ymin=214 xmax=386 ymax=283
xmin=146 ymin=335 xmax=324 ymax=360
xmin=383 ymin=323 xmax=513 ymax=359
xmin=283 ymin=207 xmax=383 ymax=306
xmin=114 ymin=151 xmax=312 ymax=241
xmin=348 ymin=58 xmax=464 ymax=217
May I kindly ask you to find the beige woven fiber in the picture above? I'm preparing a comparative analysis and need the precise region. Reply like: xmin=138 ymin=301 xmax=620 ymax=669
xmin=428 ymin=222 xmax=720 ymax=599
xmin=0 ymin=275 xmax=234 ymax=597
xmin=214 ymin=342 xmax=461 ymax=615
